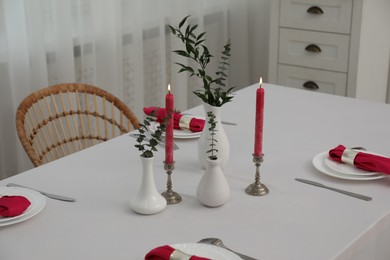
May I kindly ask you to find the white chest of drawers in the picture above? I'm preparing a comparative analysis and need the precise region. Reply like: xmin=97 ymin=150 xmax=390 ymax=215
xmin=268 ymin=0 xmax=390 ymax=99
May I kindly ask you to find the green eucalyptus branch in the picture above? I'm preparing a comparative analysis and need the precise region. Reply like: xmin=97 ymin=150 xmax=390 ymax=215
xmin=206 ymin=111 xmax=218 ymax=160
xmin=134 ymin=114 xmax=166 ymax=158
xmin=169 ymin=15 xmax=234 ymax=107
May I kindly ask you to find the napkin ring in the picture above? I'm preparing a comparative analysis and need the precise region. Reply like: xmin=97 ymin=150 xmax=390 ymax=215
xmin=179 ymin=115 xmax=192 ymax=130
xmin=341 ymin=149 xmax=358 ymax=166
xmin=170 ymin=249 xmax=191 ymax=260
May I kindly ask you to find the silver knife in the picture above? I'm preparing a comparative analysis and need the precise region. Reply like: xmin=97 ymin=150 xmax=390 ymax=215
xmin=295 ymin=178 xmax=372 ymax=201
xmin=7 ymin=183 xmax=76 ymax=202
xmin=220 ymin=120 xmax=237 ymax=126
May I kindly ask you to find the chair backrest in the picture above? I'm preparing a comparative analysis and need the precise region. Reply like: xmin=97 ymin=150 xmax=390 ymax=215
xmin=16 ymin=83 xmax=140 ymax=167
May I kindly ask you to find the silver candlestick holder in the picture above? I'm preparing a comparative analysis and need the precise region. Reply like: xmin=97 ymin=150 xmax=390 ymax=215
xmin=161 ymin=161 xmax=182 ymax=204
xmin=245 ymin=154 xmax=269 ymax=196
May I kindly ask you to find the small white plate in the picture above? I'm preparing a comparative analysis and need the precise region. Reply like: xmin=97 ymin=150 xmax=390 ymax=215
xmin=0 ymin=187 xmax=46 ymax=226
xmin=149 ymin=121 xmax=202 ymax=139
xmin=312 ymin=152 xmax=387 ymax=180
xmin=171 ymin=243 xmax=242 ymax=260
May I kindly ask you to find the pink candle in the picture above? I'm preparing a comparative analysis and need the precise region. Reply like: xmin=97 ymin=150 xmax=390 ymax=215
xmin=165 ymin=84 xmax=174 ymax=164
xmin=254 ymin=77 xmax=264 ymax=157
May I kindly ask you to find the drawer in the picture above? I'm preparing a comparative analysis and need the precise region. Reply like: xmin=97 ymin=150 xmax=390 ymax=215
xmin=278 ymin=28 xmax=350 ymax=72
xmin=277 ymin=64 xmax=347 ymax=95
xmin=280 ymin=0 xmax=353 ymax=34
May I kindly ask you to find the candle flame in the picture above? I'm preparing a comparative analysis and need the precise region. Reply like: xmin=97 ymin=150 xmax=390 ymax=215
xmin=168 ymin=84 xmax=171 ymax=94
xmin=259 ymin=77 xmax=263 ymax=88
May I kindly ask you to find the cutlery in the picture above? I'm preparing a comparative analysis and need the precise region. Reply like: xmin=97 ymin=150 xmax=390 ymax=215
xmin=129 ymin=133 xmax=179 ymax=150
xmin=351 ymin=147 xmax=366 ymax=151
xmin=220 ymin=120 xmax=237 ymax=126
xmin=295 ymin=178 xmax=372 ymax=201
xmin=198 ymin=238 xmax=258 ymax=260
xmin=6 ymin=183 xmax=76 ymax=202
xmin=182 ymin=113 xmax=237 ymax=126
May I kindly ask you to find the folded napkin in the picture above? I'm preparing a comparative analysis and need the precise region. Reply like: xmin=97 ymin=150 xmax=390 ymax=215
xmin=329 ymin=145 xmax=390 ymax=175
xmin=144 ymin=107 xmax=205 ymax=132
xmin=145 ymin=245 xmax=210 ymax=260
xmin=0 ymin=196 xmax=31 ymax=217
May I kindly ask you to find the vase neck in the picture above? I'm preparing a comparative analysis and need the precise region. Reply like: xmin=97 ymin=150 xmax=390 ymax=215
xmin=206 ymin=158 xmax=222 ymax=169
xmin=141 ymin=156 xmax=154 ymax=172
xmin=203 ymin=103 xmax=222 ymax=122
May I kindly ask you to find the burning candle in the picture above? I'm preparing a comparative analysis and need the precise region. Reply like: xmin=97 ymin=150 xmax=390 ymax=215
xmin=254 ymin=77 xmax=264 ymax=157
xmin=165 ymin=84 xmax=174 ymax=164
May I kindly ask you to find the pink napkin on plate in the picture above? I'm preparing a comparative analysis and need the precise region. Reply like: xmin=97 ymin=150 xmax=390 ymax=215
xmin=144 ymin=107 xmax=205 ymax=132
xmin=328 ymin=144 xmax=390 ymax=175
xmin=0 ymin=195 xmax=31 ymax=217
xmin=145 ymin=245 xmax=210 ymax=260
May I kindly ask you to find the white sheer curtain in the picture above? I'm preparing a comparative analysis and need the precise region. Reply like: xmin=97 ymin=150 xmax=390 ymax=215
xmin=0 ymin=0 xmax=250 ymax=179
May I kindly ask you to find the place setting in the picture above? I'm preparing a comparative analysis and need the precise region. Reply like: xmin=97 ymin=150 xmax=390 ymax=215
xmin=143 ymin=106 xmax=205 ymax=139
xmin=0 ymin=186 xmax=46 ymax=227
xmin=312 ymin=145 xmax=389 ymax=181
xmin=142 ymin=238 xmax=255 ymax=260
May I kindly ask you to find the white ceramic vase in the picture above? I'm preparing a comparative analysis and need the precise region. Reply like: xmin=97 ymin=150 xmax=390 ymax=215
xmin=197 ymin=103 xmax=230 ymax=169
xmin=130 ymin=156 xmax=166 ymax=215
xmin=197 ymin=158 xmax=230 ymax=207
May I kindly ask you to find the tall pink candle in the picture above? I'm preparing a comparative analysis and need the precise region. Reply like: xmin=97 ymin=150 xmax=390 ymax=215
xmin=165 ymin=84 xmax=174 ymax=164
xmin=254 ymin=77 xmax=264 ymax=157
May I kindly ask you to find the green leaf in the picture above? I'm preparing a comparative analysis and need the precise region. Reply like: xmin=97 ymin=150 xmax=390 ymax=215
xmin=190 ymin=24 xmax=198 ymax=33
xmin=196 ymin=32 xmax=206 ymax=40
xmin=168 ymin=25 xmax=176 ymax=35
xmin=173 ymin=50 xmax=190 ymax=58
xmin=185 ymin=24 xmax=191 ymax=36
xmin=179 ymin=15 xmax=190 ymax=29
xmin=186 ymin=42 xmax=193 ymax=53
xmin=149 ymin=139 xmax=158 ymax=146
xmin=195 ymin=39 xmax=205 ymax=46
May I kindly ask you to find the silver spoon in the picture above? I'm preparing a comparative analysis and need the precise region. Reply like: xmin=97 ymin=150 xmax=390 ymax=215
xmin=198 ymin=238 xmax=258 ymax=260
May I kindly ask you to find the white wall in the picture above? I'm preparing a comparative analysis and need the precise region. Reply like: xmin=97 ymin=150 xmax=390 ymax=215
xmin=247 ymin=0 xmax=271 ymax=85
xmin=355 ymin=0 xmax=390 ymax=103
xmin=226 ymin=0 xmax=271 ymax=88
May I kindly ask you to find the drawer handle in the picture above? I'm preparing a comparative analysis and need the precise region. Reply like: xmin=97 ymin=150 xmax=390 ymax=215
xmin=307 ymin=6 xmax=324 ymax=14
xmin=305 ymin=44 xmax=322 ymax=53
xmin=303 ymin=81 xmax=319 ymax=90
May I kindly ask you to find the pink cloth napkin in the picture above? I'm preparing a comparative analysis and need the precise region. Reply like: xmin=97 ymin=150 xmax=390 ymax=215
xmin=0 ymin=196 xmax=31 ymax=217
xmin=145 ymin=245 xmax=210 ymax=260
xmin=143 ymin=107 xmax=205 ymax=132
xmin=329 ymin=144 xmax=390 ymax=175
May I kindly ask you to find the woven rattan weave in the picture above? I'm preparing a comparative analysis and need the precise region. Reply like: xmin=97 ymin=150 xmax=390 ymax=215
xmin=16 ymin=83 xmax=140 ymax=167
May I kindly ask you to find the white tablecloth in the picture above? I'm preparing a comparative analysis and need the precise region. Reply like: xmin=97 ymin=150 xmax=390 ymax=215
xmin=1 ymin=84 xmax=389 ymax=260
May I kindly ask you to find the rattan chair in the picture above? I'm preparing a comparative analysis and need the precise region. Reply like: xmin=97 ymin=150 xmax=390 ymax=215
xmin=16 ymin=83 xmax=140 ymax=167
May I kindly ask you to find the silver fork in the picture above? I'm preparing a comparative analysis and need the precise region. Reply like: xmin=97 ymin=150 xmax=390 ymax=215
xmin=198 ymin=238 xmax=258 ymax=260
xmin=129 ymin=133 xmax=179 ymax=150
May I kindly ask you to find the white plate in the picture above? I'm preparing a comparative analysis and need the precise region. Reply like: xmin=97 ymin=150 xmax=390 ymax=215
xmin=0 ymin=187 xmax=46 ymax=226
xmin=312 ymin=152 xmax=387 ymax=180
xmin=324 ymin=152 xmax=380 ymax=176
xmin=171 ymin=243 xmax=242 ymax=260
xmin=149 ymin=121 xmax=202 ymax=139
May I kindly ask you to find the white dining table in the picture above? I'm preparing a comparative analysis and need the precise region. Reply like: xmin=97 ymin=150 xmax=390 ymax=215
xmin=1 ymin=83 xmax=390 ymax=260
